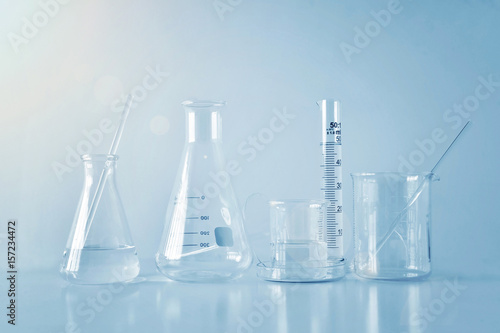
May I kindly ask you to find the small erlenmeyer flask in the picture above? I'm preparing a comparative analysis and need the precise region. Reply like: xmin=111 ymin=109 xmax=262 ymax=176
xmin=156 ymin=100 xmax=252 ymax=282
xmin=60 ymin=154 xmax=140 ymax=284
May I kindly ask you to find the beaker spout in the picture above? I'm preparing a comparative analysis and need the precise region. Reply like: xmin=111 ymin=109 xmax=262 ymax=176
xmin=428 ymin=173 xmax=440 ymax=182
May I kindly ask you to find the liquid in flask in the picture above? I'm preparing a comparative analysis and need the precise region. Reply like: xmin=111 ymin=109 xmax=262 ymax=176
xmin=155 ymin=100 xmax=252 ymax=282
xmin=60 ymin=154 xmax=140 ymax=284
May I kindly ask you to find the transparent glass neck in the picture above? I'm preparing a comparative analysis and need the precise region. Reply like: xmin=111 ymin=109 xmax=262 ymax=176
xmin=82 ymin=154 xmax=118 ymax=182
xmin=182 ymin=100 xmax=225 ymax=143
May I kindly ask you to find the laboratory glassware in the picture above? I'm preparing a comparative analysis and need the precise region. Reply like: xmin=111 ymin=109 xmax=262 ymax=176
xmin=351 ymin=172 xmax=439 ymax=280
xmin=375 ymin=121 xmax=470 ymax=252
xmin=256 ymin=200 xmax=345 ymax=282
xmin=317 ymin=100 xmax=345 ymax=268
xmin=60 ymin=154 xmax=140 ymax=284
xmin=155 ymin=100 xmax=252 ymax=282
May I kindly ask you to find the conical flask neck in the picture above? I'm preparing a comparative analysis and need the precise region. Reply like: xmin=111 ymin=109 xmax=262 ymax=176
xmin=183 ymin=101 xmax=224 ymax=143
xmin=83 ymin=154 xmax=117 ymax=174
xmin=82 ymin=154 xmax=118 ymax=192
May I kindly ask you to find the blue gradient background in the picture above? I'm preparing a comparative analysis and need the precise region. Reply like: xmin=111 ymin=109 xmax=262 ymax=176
xmin=1 ymin=0 xmax=499 ymax=332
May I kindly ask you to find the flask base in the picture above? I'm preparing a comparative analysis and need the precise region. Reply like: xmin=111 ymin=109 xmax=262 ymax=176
xmin=156 ymin=264 xmax=244 ymax=282
xmin=60 ymin=246 xmax=140 ymax=285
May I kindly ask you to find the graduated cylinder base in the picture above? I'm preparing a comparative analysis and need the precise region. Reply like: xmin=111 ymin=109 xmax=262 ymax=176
xmin=155 ymin=254 xmax=246 ymax=282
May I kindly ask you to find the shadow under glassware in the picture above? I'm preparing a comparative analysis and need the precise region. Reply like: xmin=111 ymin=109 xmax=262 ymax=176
xmin=63 ymin=283 xmax=141 ymax=331
xmin=351 ymin=172 xmax=439 ymax=280
xmin=60 ymin=154 xmax=140 ymax=284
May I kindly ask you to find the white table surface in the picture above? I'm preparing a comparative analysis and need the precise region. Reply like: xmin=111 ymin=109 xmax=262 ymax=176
xmin=4 ymin=261 xmax=499 ymax=333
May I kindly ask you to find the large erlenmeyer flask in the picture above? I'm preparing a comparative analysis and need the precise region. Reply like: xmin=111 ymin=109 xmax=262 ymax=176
xmin=60 ymin=154 xmax=140 ymax=284
xmin=156 ymin=100 xmax=252 ymax=282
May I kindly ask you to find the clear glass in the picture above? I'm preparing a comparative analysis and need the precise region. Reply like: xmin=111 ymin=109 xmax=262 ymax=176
xmin=60 ymin=154 xmax=140 ymax=284
xmin=317 ymin=99 xmax=344 ymax=261
xmin=155 ymin=100 xmax=252 ymax=282
xmin=256 ymin=200 xmax=345 ymax=282
xmin=270 ymin=200 xmax=328 ymax=266
xmin=351 ymin=172 xmax=439 ymax=280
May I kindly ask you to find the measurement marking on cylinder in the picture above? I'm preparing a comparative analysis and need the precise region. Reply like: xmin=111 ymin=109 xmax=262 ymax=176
xmin=186 ymin=217 xmax=199 ymax=220
xmin=184 ymin=232 xmax=197 ymax=234
xmin=319 ymin=101 xmax=343 ymax=254
xmin=183 ymin=244 xmax=198 ymax=247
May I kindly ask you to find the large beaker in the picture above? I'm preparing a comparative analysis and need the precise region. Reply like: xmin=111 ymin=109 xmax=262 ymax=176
xmin=156 ymin=100 xmax=252 ymax=282
xmin=60 ymin=154 xmax=140 ymax=284
xmin=351 ymin=172 xmax=439 ymax=280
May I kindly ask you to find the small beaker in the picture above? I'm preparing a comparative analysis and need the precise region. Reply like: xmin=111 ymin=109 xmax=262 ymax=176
xmin=256 ymin=200 xmax=345 ymax=282
xmin=351 ymin=172 xmax=439 ymax=280
xmin=60 ymin=154 xmax=140 ymax=284
xmin=270 ymin=200 xmax=328 ymax=266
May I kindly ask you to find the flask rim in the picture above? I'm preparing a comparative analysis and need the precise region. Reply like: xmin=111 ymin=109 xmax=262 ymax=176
xmin=81 ymin=154 xmax=119 ymax=162
xmin=181 ymin=100 xmax=226 ymax=109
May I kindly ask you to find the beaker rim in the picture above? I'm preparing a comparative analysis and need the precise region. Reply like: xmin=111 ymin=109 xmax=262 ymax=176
xmin=269 ymin=199 xmax=328 ymax=206
xmin=81 ymin=154 xmax=119 ymax=161
xmin=351 ymin=172 xmax=439 ymax=180
xmin=181 ymin=100 xmax=226 ymax=108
